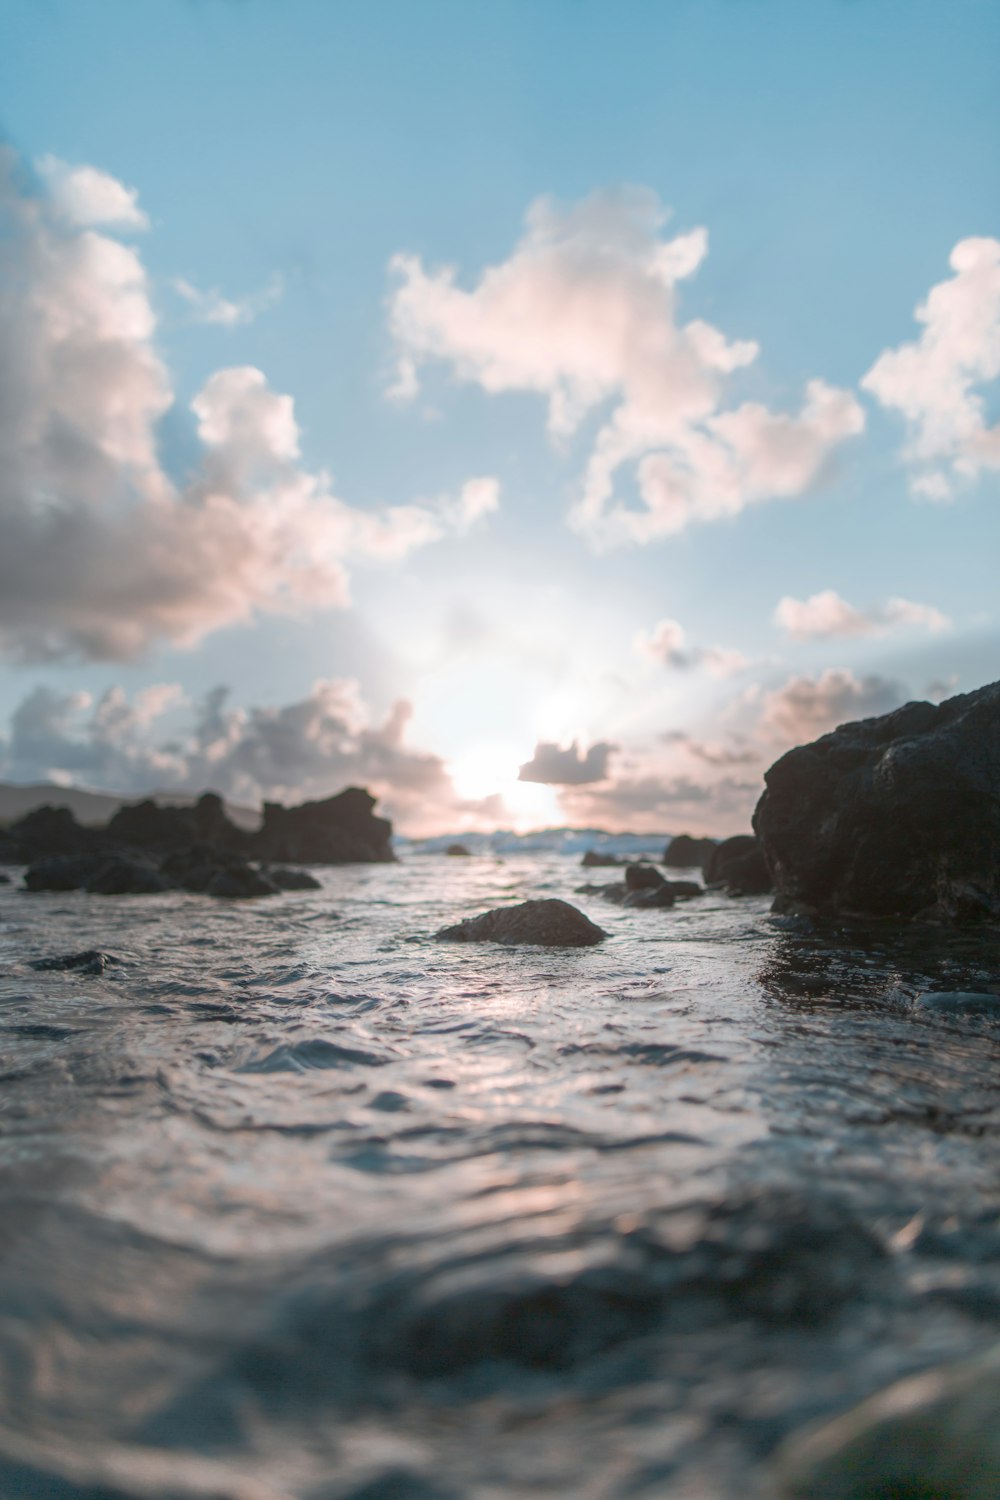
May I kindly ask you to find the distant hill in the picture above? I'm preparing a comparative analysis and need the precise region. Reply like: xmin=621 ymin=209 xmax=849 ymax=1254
xmin=0 ymin=782 xmax=261 ymax=831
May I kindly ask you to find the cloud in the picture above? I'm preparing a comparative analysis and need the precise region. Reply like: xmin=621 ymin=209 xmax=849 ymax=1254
xmin=559 ymin=768 xmax=760 ymax=834
xmin=518 ymin=738 xmax=616 ymax=785
xmin=0 ymin=148 xmax=497 ymax=661
xmin=861 ymin=237 xmax=1000 ymax=497
xmin=758 ymin=667 xmax=905 ymax=743
xmin=773 ymin=589 xmax=950 ymax=638
xmin=388 ymin=187 xmax=864 ymax=545
xmin=0 ymin=678 xmax=504 ymax=836
xmin=37 ymin=155 xmax=149 ymax=230
xmin=635 ymin=617 xmax=749 ymax=676
xmin=173 ymin=273 xmax=284 ymax=327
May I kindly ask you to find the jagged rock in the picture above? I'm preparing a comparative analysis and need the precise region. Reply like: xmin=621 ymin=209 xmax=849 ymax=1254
xmin=30 ymin=950 xmax=124 ymax=976
xmin=663 ymin=834 xmax=717 ymax=868
xmin=581 ymin=850 xmax=627 ymax=868
xmin=775 ymin=1345 xmax=1000 ymax=1498
xmin=264 ymin=866 xmax=322 ymax=891
xmin=252 ymin=787 xmax=394 ymax=865
xmin=704 ymin=834 xmax=772 ymax=895
xmin=107 ymin=792 xmax=244 ymax=853
xmin=445 ymin=843 xmax=471 ymax=857
xmin=435 ymin=898 xmax=606 ymax=947
xmin=754 ymin=682 xmax=1000 ymax=923
xmin=8 ymin=805 xmax=101 ymax=860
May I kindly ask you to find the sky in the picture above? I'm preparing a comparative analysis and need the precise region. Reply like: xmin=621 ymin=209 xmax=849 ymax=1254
xmin=0 ymin=0 xmax=997 ymax=836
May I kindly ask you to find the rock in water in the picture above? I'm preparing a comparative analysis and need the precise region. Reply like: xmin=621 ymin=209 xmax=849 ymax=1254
xmin=581 ymin=850 xmax=626 ymax=868
xmin=435 ymin=899 xmax=606 ymax=947
xmin=704 ymin=835 xmax=773 ymax=895
xmin=445 ymin=843 xmax=471 ymax=857
xmin=775 ymin=1345 xmax=1000 ymax=1498
xmin=30 ymin=949 xmax=123 ymax=975
xmin=252 ymin=787 xmax=394 ymax=864
xmin=754 ymin=680 xmax=1000 ymax=923
xmin=663 ymin=833 xmax=717 ymax=868
xmin=263 ymin=866 xmax=322 ymax=891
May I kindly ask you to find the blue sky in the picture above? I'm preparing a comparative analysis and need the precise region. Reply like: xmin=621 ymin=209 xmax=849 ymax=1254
xmin=0 ymin=0 xmax=997 ymax=832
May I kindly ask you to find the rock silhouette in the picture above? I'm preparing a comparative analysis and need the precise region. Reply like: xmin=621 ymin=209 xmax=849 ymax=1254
xmin=663 ymin=834 xmax=717 ymax=868
xmin=435 ymin=898 xmax=606 ymax=947
xmin=704 ymin=835 xmax=772 ymax=896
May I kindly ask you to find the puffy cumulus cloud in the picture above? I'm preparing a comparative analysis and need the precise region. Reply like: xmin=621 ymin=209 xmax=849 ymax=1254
xmin=389 ymin=187 xmax=864 ymax=546
xmin=559 ymin=768 xmax=760 ymax=835
xmin=758 ymin=668 xmax=906 ymax=745
xmin=774 ymin=589 xmax=951 ymax=639
xmin=173 ymin=272 xmax=284 ymax=327
xmin=518 ymin=738 xmax=616 ymax=785
xmin=862 ymin=237 xmax=1000 ymax=498
xmin=36 ymin=155 xmax=150 ymax=230
xmin=0 ymin=678 xmax=506 ymax=837
xmin=0 ymin=147 xmax=498 ymax=662
xmin=635 ymin=617 xmax=749 ymax=676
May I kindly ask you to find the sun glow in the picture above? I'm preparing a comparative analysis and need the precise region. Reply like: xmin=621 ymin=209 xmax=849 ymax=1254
xmin=448 ymin=742 xmax=558 ymax=829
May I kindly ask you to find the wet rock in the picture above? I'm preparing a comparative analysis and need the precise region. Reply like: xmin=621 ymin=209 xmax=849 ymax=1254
xmin=663 ymin=833 xmax=717 ymax=868
xmin=30 ymin=949 xmax=124 ymax=975
xmin=581 ymin=849 xmax=627 ymax=868
xmin=435 ymin=898 xmax=606 ymax=947
xmin=775 ymin=1346 xmax=1000 ymax=1499
xmin=23 ymin=854 xmax=112 ymax=891
xmin=444 ymin=843 xmax=471 ymax=857
xmin=84 ymin=855 xmax=172 ymax=895
xmin=0 ymin=871 xmax=10 ymax=884
xmin=205 ymin=867 xmax=279 ymax=899
xmin=754 ymin=680 xmax=1000 ymax=924
xmin=159 ymin=846 xmax=278 ymax=898
xmin=252 ymin=786 xmax=394 ymax=864
xmin=263 ymin=866 xmax=321 ymax=891
xmin=915 ymin=990 xmax=1000 ymax=1016
xmin=704 ymin=834 xmax=773 ymax=895
xmin=625 ymin=862 xmax=667 ymax=892
xmin=624 ymin=884 xmax=676 ymax=909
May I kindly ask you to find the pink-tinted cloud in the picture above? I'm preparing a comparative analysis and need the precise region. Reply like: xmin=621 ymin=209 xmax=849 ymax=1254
xmin=774 ymin=589 xmax=950 ymax=639
xmin=518 ymin=739 xmax=616 ymax=785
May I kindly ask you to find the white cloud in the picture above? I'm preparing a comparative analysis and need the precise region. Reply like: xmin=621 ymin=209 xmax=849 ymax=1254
xmin=774 ymin=589 xmax=950 ymax=639
xmin=862 ymin=237 xmax=1000 ymax=497
xmin=518 ymin=739 xmax=616 ymax=785
xmin=37 ymin=155 xmax=150 ymax=230
xmin=0 ymin=147 xmax=497 ymax=662
xmin=635 ymin=617 xmax=749 ymax=676
xmin=173 ymin=273 xmax=284 ymax=327
xmin=389 ymin=188 xmax=864 ymax=545
xmin=758 ymin=668 xmax=905 ymax=744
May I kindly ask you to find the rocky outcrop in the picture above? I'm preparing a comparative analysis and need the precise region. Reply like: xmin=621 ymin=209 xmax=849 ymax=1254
xmin=20 ymin=847 xmax=319 ymax=899
xmin=704 ymin=834 xmax=772 ymax=896
xmin=252 ymin=788 xmax=394 ymax=865
xmin=107 ymin=792 xmax=245 ymax=852
xmin=663 ymin=834 xmax=717 ymax=868
xmin=263 ymin=866 xmax=322 ymax=891
xmin=435 ymin=898 xmax=606 ymax=947
xmin=7 ymin=805 xmax=103 ymax=861
xmin=754 ymin=682 xmax=1000 ymax=923
xmin=23 ymin=853 xmax=166 ymax=894
xmin=581 ymin=850 xmax=627 ymax=868
xmin=159 ymin=845 xmax=279 ymax=898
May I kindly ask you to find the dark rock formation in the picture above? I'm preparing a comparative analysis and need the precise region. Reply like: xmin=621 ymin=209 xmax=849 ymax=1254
xmin=704 ymin=834 xmax=772 ymax=896
xmin=581 ymin=850 xmax=626 ymax=868
xmin=753 ymin=682 xmax=1000 ymax=923
xmin=624 ymin=884 xmax=675 ymax=909
xmin=264 ymin=866 xmax=322 ymax=891
xmin=624 ymin=862 xmax=666 ymax=892
xmin=107 ymin=792 xmax=244 ymax=852
xmin=30 ymin=950 xmax=124 ymax=976
xmin=7 ymin=805 xmax=102 ymax=860
xmin=160 ymin=845 xmax=278 ymax=898
xmin=663 ymin=833 xmax=717 ymax=868
xmin=0 ymin=834 xmax=21 ymax=864
xmin=435 ymin=898 xmax=606 ymax=947
xmin=252 ymin=787 xmax=394 ymax=864
xmin=445 ymin=843 xmax=471 ymax=857
xmin=23 ymin=852 xmax=170 ymax=894
xmin=0 ymin=871 xmax=10 ymax=885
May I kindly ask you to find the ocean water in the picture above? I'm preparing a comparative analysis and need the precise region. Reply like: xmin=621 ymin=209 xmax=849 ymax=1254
xmin=2 ymin=851 xmax=1000 ymax=1499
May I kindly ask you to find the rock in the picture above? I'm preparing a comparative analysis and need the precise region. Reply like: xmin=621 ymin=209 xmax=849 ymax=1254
xmin=704 ymin=834 xmax=772 ymax=895
xmin=775 ymin=1346 xmax=1000 ymax=1498
xmin=30 ymin=949 xmax=123 ymax=976
xmin=915 ymin=990 xmax=1000 ymax=1016
xmin=0 ymin=871 xmax=10 ymax=885
xmin=624 ymin=884 xmax=675 ymax=908
xmin=435 ymin=898 xmax=606 ymax=947
xmin=663 ymin=879 xmax=704 ymax=898
xmin=624 ymin=862 xmax=667 ymax=892
xmin=263 ymin=866 xmax=321 ymax=891
xmin=663 ymin=833 xmax=717 ymax=868
xmin=23 ymin=854 xmax=111 ymax=891
xmin=581 ymin=850 xmax=627 ymax=868
xmin=252 ymin=787 xmax=394 ymax=864
xmin=106 ymin=792 xmax=244 ymax=853
xmin=23 ymin=851 xmax=170 ymax=894
xmin=754 ymin=682 xmax=1000 ymax=923
xmin=445 ymin=843 xmax=471 ymax=857
xmin=8 ymin=804 xmax=102 ymax=860
xmin=160 ymin=845 xmax=278 ymax=898
xmin=0 ymin=835 xmax=20 ymax=864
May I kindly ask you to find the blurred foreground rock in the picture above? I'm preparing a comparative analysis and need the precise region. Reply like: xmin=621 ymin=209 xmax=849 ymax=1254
xmin=703 ymin=835 xmax=772 ymax=895
xmin=663 ymin=833 xmax=717 ymax=867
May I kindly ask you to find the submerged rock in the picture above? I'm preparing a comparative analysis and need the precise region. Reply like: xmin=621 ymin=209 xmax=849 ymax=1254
xmin=704 ymin=834 xmax=772 ymax=895
xmin=663 ymin=833 xmax=717 ymax=868
xmin=435 ymin=898 xmax=606 ymax=947
xmin=30 ymin=949 xmax=124 ymax=975
xmin=776 ymin=1346 xmax=1000 ymax=1499
xmin=754 ymin=680 xmax=1000 ymax=924
xmin=264 ymin=866 xmax=322 ymax=891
